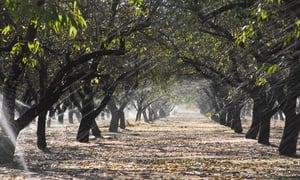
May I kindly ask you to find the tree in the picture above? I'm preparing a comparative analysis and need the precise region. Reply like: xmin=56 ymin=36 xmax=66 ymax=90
xmin=0 ymin=0 xmax=162 ymax=163
xmin=156 ymin=0 xmax=299 ymax=155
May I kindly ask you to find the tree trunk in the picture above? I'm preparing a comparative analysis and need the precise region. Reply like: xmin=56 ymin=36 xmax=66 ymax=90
xmin=135 ymin=107 xmax=142 ymax=121
xmin=257 ymin=114 xmax=271 ymax=145
xmin=279 ymin=96 xmax=299 ymax=156
xmin=76 ymin=88 xmax=103 ymax=141
xmin=231 ymin=104 xmax=243 ymax=134
xmin=159 ymin=108 xmax=166 ymax=118
xmin=142 ymin=110 xmax=149 ymax=122
xmin=0 ymin=135 xmax=15 ymax=163
xmin=118 ymin=98 xmax=129 ymax=129
xmin=279 ymin=111 xmax=299 ymax=156
xmin=246 ymin=96 xmax=261 ymax=139
xmin=1 ymin=77 xmax=18 ymax=163
xmin=2 ymin=61 xmax=19 ymax=127
xmin=68 ymin=104 xmax=74 ymax=124
xmin=219 ymin=109 xmax=227 ymax=125
xmin=226 ymin=105 xmax=233 ymax=128
xmin=119 ymin=110 xmax=126 ymax=129
xmin=77 ymin=84 xmax=116 ymax=141
xmin=257 ymin=107 xmax=277 ymax=145
xmin=68 ymin=110 xmax=74 ymax=124
xmin=148 ymin=105 xmax=158 ymax=121
xmin=47 ymin=106 xmax=55 ymax=128
xmin=1 ymin=80 xmax=17 ymax=121
xmin=91 ymin=119 xmax=102 ymax=138
xmin=148 ymin=107 xmax=154 ymax=122
xmin=0 ymin=1 xmax=44 ymax=162
xmin=57 ymin=104 xmax=64 ymax=124
xmin=76 ymin=112 xmax=92 ymax=142
xmin=109 ymin=99 xmax=119 ymax=132
xmin=37 ymin=111 xmax=47 ymax=150
xmin=246 ymin=89 xmax=277 ymax=145
xmin=76 ymin=98 xmax=95 ymax=142
xmin=47 ymin=117 xmax=51 ymax=128
xmin=37 ymin=56 xmax=48 ymax=150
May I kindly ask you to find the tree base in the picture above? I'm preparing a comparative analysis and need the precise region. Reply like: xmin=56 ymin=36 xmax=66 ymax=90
xmin=258 ymin=140 xmax=270 ymax=146
xmin=234 ymin=129 xmax=243 ymax=134
xmin=0 ymin=135 xmax=15 ymax=164
xmin=245 ymin=132 xmax=257 ymax=140
xmin=279 ymin=152 xmax=300 ymax=158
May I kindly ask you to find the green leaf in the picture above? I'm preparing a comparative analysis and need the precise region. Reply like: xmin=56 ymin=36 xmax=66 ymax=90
xmin=28 ymin=42 xmax=34 ymax=52
xmin=1 ymin=25 xmax=13 ymax=35
xmin=129 ymin=0 xmax=143 ymax=6
xmin=53 ymin=20 xmax=61 ymax=33
xmin=30 ymin=19 xmax=38 ymax=29
xmin=85 ymin=47 xmax=91 ymax=53
xmin=296 ymin=19 xmax=300 ymax=27
xmin=261 ymin=10 xmax=268 ymax=20
xmin=73 ymin=0 xmax=77 ymax=10
xmin=27 ymin=40 xmax=40 ymax=54
xmin=78 ymin=16 xmax=87 ymax=29
xmin=267 ymin=64 xmax=277 ymax=75
xmin=284 ymin=33 xmax=292 ymax=46
xmin=91 ymin=77 xmax=99 ymax=85
xmin=139 ymin=46 xmax=147 ymax=53
xmin=29 ymin=59 xmax=37 ymax=67
xmin=11 ymin=42 xmax=23 ymax=55
xmin=22 ymin=57 xmax=28 ymax=64
xmin=186 ymin=34 xmax=193 ymax=41
xmin=69 ymin=25 xmax=77 ymax=39
xmin=256 ymin=77 xmax=267 ymax=86
xmin=204 ymin=112 xmax=212 ymax=119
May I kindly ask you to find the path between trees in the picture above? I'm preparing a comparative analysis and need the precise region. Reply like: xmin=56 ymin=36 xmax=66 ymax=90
xmin=0 ymin=110 xmax=299 ymax=179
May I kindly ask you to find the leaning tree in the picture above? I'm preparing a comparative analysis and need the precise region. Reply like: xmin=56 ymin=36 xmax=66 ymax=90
xmin=0 ymin=0 xmax=162 ymax=163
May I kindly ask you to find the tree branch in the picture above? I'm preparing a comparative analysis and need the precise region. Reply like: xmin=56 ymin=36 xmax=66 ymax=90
xmin=203 ymin=2 xmax=256 ymax=21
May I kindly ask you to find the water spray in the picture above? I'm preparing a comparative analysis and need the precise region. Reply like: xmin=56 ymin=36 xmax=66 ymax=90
xmin=0 ymin=96 xmax=30 ymax=175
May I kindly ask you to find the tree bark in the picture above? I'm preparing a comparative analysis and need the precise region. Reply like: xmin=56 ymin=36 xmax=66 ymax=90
xmin=68 ymin=109 xmax=74 ymax=124
xmin=109 ymin=98 xmax=119 ymax=132
xmin=76 ymin=88 xmax=96 ymax=142
xmin=246 ymin=88 xmax=277 ymax=145
xmin=57 ymin=104 xmax=64 ymax=124
xmin=245 ymin=96 xmax=261 ymax=139
xmin=47 ymin=106 xmax=55 ymax=128
xmin=91 ymin=119 xmax=102 ymax=138
xmin=37 ymin=56 xmax=48 ymax=150
xmin=76 ymin=104 xmax=94 ymax=142
xmin=279 ymin=109 xmax=299 ymax=156
xmin=76 ymin=92 xmax=114 ymax=141
xmin=135 ymin=107 xmax=142 ymax=121
xmin=119 ymin=110 xmax=126 ymax=129
xmin=226 ymin=105 xmax=233 ymax=128
xmin=0 ymin=135 xmax=15 ymax=163
xmin=148 ymin=107 xmax=154 ymax=122
xmin=68 ymin=103 xmax=77 ymax=124
xmin=142 ymin=110 xmax=149 ymax=122
xmin=278 ymin=82 xmax=300 ymax=155
xmin=231 ymin=104 xmax=243 ymax=134
xmin=37 ymin=111 xmax=47 ymax=150
xmin=219 ymin=108 xmax=227 ymax=125
xmin=257 ymin=109 xmax=276 ymax=145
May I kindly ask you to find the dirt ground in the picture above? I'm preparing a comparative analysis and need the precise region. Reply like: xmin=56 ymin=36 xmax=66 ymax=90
xmin=0 ymin=110 xmax=299 ymax=179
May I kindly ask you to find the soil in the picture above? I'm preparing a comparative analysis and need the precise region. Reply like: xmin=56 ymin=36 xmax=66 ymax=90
xmin=0 ymin=110 xmax=299 ymax=179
